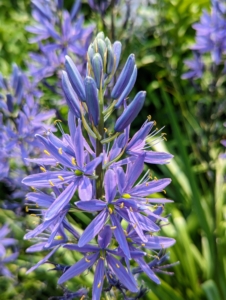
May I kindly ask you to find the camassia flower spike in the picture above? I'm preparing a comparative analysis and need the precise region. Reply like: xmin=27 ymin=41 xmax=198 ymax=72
xmin=23 ymin=32 xmax=176 ymax=300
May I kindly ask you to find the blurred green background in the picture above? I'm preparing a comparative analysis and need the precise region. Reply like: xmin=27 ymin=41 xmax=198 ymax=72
xmin=1 ymin=0 xmax=226 ymax=299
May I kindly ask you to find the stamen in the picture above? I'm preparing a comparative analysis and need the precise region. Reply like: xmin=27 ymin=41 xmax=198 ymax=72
xmin=163 ymin=189 xmax=166 ymax=194
xmin=25 ymin=206 xmax=29 ymax=212
xmin=123 ymin=230 xmax=128 ymax=236
xmin=129 ymin=207 xmax=133 ymax=212
xmin=104 ymin=127 xmax=108 ymax=132
xmin=54 ymin=119 xmax=62 ymax=125
xmin=108 ymin=207 xmax=113 ymax=214
xmin=141 ymin=243 xmax=145 ymax=247
xmin=71 ymin=157 xmax=76 ymax=165
xmin=111 ymin=226 xmax=117 ymax=230
xmin=44 ymin=150 xmax=50 ymax=156
xmin=147 ymin=115 xmax=152 ymax=120
xmin=85 ymin=257 xmax=91 ymax=263
xmin=97 ymin=281 xmax=101 ymax=288
xmin=154 ymin=176 xmax=158 ymax=181
xmin=120 ymin=202 xmax=124 ymax=208
xmin=40 ymin=166 xmax=46 ymax=172
xmin=145 ymin=182 xmax=149 ymax=186
xmin=49 ymin=180 xmax=55 ymax=187
xmin=80 ymin=296 xmax=85 ymax=300
xmin=100 ymin=256 xmax=105 ymax=260
xmin=116 ymin=263 xmax=120 ymax=268
xmin=58 ymin=175 xmax=64 ymax=181
xmin=133 ymin=223 xmax=137 ymax=229
xmin=55 ymin=235 xmax=63 ymax=240
xmin=58 ymin=147 xmax=63 ymax=154
xmin=31 ymin=186 xmax=36 ymax=192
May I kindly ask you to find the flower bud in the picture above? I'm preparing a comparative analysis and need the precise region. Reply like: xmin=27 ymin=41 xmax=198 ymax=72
xmin=115 ymin=65 xmax=137 ymax=108
xmin=84 ymin=76 xmax=99 ymax=125
xmin=111 ymin=54 xmax=135 ymax=99
xmin=61 ymin=71 xmax=81 ymax=119
xmin=65 ymin=55 xmax=86 ymax=102
xmin=115 ymin=91 xmax=146 ymax=132
xmin=92 ymin=53 xmax=103 ymax=89
xmin=106 ymin=46 xmax=115 ymax=75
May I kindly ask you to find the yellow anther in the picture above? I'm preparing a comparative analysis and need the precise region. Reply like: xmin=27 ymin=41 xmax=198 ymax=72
xmin=154 ymin=121 xmax=157 ymax=126
xmin=85 ymin=257 xmax=91 ymax=263
xmin=145 ymin=182 xmax=149 ymax=186
xmin=71 ymin=157 xmax=77 ymax=165
xmin=104 ymin=127 xmax=108 ymax=132
xmin=120 ymin=202 xmax=124 ymax=209
xmin=146 ymin=198 xmax=149 ymax=204
xmin=116 ymin=263 xmax=120 ymax=268
xmin=150 ymin=232 xmax=153 ymax=236
xmin=100 ymin=256 xmax=105 ymax=260
xmin=109 ymin=274 xmax=113 ymax=279
xmin=108 ymin=207 xmax=113 ymax=214
xmin=111 ymin=226 xmax=117 ymax=230
xmin=31 ymin=186 xmax=36 ymax=192
xmin=133 ymin=223 xmax=137 ymax=229
xmin=147 ymin=115 xmax=152 ymax=120
xmin=54 ymin=119 xmax=62 ymax=125
xmin=163 ymin=136 xmax=167 ymax=141
xmin=25 ymin=206 xmax=29 ymax=212
xmin=58 ymin=147 xmax=63 ymax=154
xmin=156 ymin=127 xmax=159 ymax=130
xmin=154 ymin=176 xmax=158 ymax=181
xmin=58 ymin=175 xmax=64 ymax=181
xmin=40 ymin=166 xmax=46 ymax=172
xmin=163 ymin=189 xmax=166 ymax=194
xmin=49 ymin=180 xmax=55 ymax=187
xmin=97 ymin=281 xmax=101 ymax=288
xmin=44 ymin=150 xmax=50 ymax=156
xmin=129 ymin=207 xmax=133 ymax=212
xmin=30 ymin=214 xmax=37 ymax=217
xmin=80 ymin=296 xmax=85 ymax=300
xmin=141 ymin=243 xmax=145 ymax=247
xmin=123 ymin=230 xmax=128 ymax=236
xmin=55 ymin=235 xmax=63 ymax=240
xmin=36 ymin=203 xmax=39 ymax=208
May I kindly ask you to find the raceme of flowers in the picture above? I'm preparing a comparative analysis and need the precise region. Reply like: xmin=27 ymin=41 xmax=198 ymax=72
xmin=27 ymin=0 xmax=94 ymax=83
xmin=183 ymin=0 xmax=226 ymax=80
xmin=0 ymin=64 xmax=55 ymax=210
xmin=23 ymin=32 xmax=175 ymax=299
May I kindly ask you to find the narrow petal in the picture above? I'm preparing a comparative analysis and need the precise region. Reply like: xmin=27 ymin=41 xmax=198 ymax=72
xmin=78 ymin=176 xmax=93 ymax=200
xmin=75 ymin=119 xmax=84 ymax=167
xmin=124 ymin=155 xmax=144 ymax=191
xmin=98 ymin=225 xmax=112 ymax=249
xmin=64 ymin=244 xmax=99 ymax=253
xmin=78 ymin=210 xmax=108 ymax=247
xmin=106 ymin=254 xmax=138 ymax=292
xmin=93 ymin=259 xmax=105 ymax=300
xmin=104 ymin=169 xmax=117 ymax=203
xmin=134 ymin=257 xmax=160 ymax=284
xmin=131 ymin=178 xmax=171 ymax=196
xmin=76 ymin=200 xmax=106 ymax=212
xmin=26 ymin=245 xmax=60 ymax=274
xmin=45 ymin=181 xmax=78 ymax=221
xmin=110 ymin=214 xmax=131 ymax=259
xmin=58 ymin=252 xmax=99 ymax=284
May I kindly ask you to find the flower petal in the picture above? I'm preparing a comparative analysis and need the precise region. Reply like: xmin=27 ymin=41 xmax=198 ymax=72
xmin=58 ymin=252 xmax=99 ymax=284
xmin=78 ymin=210 xmax=108 ymax=247
xmin=93 ymin=259 xmax=105 ymax=300
xmin=104 ymin=169 xmax=117 ymax=203
xmin=76 ymin=200 xmax=106 ymax=212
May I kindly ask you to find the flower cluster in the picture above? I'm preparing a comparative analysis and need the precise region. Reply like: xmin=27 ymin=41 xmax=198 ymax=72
xmin=0 ymin=224 xmax=18 ymax=277
xmin=23 ymin=32 xmax=175 ymax=299
xmin=183 ymin=0 xmax=226 ymax=80
xmin=0 ymin=64 xmax=55 ymax=210
xmin=27 ymin=0 xmax=94 ymax=83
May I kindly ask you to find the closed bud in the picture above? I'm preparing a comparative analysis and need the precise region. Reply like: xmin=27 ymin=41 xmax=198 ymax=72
xmin=84 ymin=76 xmax=99 ymax=126
xmin=106 ymin=46 xmax=115 ymax=75
xmin=87 ymin=44 xmax=95 ymax=63
xmin=111 ymin=54 xmax=135 ymax=99
xmin=115 ymin=65 xmax=137 ymax=108
xmin=65 ymin=55 xmax=86 ymax=102
xmin=61 ymin=71 xmax=81 ymax=119
xmin=115 ymin=91 xmax=146 ymax=132
xmin=97 ymin=38 xmax=107 ymax=63
xmin=92 ymin=53 xmax=103 ymax=89
xmin=96 ymin=31 xmax=105 ymax=40
xmin=112 ymin=41 xmax=122 ymax=73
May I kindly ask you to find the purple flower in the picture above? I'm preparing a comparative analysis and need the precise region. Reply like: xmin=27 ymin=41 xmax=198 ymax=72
xmin=58 ymin=225 xmax=139 ymax=297
xmin=0 ymin=225 xmax=18 ymax=277
xmin=27 ymin=0 xmax=94 ymax=81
